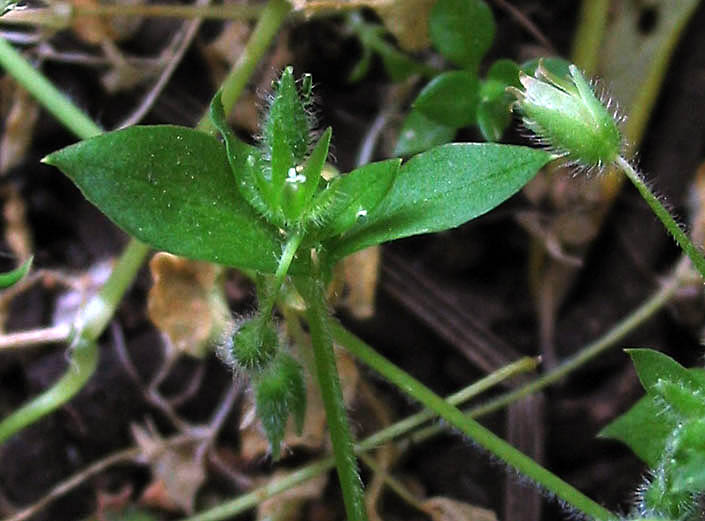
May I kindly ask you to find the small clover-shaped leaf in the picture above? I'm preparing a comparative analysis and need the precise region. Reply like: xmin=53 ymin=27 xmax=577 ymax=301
xmin=477 ymin=59 xmax=520 ymax=142
xmin=413 ymin=70 xmax=480 ymax=127
xmin=394 ymin=109 xmax=456 ymax=157
xmin=429 ymin=0 xmax=495 ymax=69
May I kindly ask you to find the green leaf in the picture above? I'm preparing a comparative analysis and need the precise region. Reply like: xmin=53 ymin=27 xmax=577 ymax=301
xmin=413 ymin=71 xmax=480 ymax=127
xmin=314 ymin=158 xmax=401 ymax=241
xmin=627 ymin=348 xmax=703 ymax=395
xmin=671 ymin=418 xmax=705 ymax=493
xmin=599 ymin=394 xmax=677 ymax=468
xmin=376 ymin=40 xmax=434 ymax=81
xmin=394 ymin=109 xmax=456 ymax=157
xmin=262 ymin=66 xmax=311 ymax=164
xmin=283 ymin=127 xmax=332 ymax=222
xmin=429 ymin=0 xmax=495 ymax=69
xmin=0 ymin=256 xmax=32 ymax=289
xmin=477 ymin=60 xmax=521 ymax=142
xmin=327 ymin=144 xmax=551 ymax=262
xmin=210 ymin=92 xmax=274 ymax=220
xmin=254 ymin=353 xmax=306 ymax=460
xmin=44 ymin=126 xmax=284 ymax=273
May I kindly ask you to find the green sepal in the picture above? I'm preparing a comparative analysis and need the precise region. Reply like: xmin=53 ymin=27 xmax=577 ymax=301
xmin=254 ymin=352 xmax=307 ymax=460
xmin=263 ymin=66 xmax=311 ymax=165
xmin=670 ymin=418 xmax=705 ymax=493
xmin=283 ymin=127 xmax=332 ymax=223
xmin=209 ymin=92 xmax=274 ymax=222
xmin=231 ymin=317 xmax=279 ymax=372
xmin=0 ymin=256 xmax=32 ymax=289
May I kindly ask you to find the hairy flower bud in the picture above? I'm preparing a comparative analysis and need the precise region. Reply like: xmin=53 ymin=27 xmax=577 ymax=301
xmin=509 ymin=62 xmax=622 ymax=172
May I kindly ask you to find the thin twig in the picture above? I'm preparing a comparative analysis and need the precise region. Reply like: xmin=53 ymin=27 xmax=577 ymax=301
xmin=0 ymin=323 xmax=71 ymax=351
xmin=117 ymin=0 xmax=210 ymax=129
xmin=490 ymin=0 xmax=555 ymax=53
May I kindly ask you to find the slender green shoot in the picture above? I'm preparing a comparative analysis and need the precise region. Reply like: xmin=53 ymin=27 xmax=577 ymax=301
xmin=332 ymin=322 xmax=618 ymax=521
xmin=616 ymin=155 xmax=705 ymax=279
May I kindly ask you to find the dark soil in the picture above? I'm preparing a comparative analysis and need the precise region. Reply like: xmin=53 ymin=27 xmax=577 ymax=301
xmin=2 ymin=2 xmax=705 ymax=521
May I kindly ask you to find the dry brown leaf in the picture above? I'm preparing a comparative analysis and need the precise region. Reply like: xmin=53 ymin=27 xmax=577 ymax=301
xmin=70 ymin=0 xmax=143 ymax=45
xmin=256 ymin=470 xmax=328 ymax=521
xmin=148 ymin=253 xmax=230 ymax=358
xmin=0 ymin=82 xmax=39 ymax=175
xmin=3 ymin=186 xmax=33 ymax=261
xmin=292 ymin=0 xmax=434 ymax=51
xmin=372 ymin=0 xmax=436 ymax=51
xmin=132 ymin=424 xmax=206 ymax=514
xmin=341 ymin=246 xmax=380 ymax=319
xmin=421 ymin=497 xmax=497 ymax=521
xmin=240 ymin=346 xmax=359 ymax=461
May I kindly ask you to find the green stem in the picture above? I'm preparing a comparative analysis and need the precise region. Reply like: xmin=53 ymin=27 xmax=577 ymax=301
xmin=259 ymin=231 xmax=303 ymax=319
xmin=0 ymin=36 xmax=102 ymax=140
xmin=414 ymin=267 xmax=682 ymax=442
xmin=331 ymin=322 xmax=618 ymax=521
xmin=301 ymin=277 xmax=368 ymax=521
xmin=178 ymin=354 xmax=536 ymax=521
xmin=616 ymin=156 xmax=705 ymax=279
xmin=197 ymin=0 xmax=292 ymax=133
xmin=0 ymin=240 xmax=149 ymax=444
xmin=570 ymin=0 xmax=609 ymax=74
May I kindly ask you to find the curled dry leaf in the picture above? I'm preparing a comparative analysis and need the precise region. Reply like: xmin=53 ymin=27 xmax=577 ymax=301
xmin=256 ymin=470 xmax=328 ymax=521
xmin=132 ymin=423 xmax=206 ymax=514
xmin=240 ymin=346 xmax=359 ymax=461
xmin=421 ymin=497 xmax=497 ymax=521
xmin=371 ymin=0 xmax=436 ymax=51
xmin=0 ymin=80 xmax=39 ymax=175
xmin=148 ymin=253 xmax=230 ymax=358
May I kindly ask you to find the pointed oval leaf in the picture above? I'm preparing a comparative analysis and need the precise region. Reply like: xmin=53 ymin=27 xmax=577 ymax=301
xmin=429 ymin=0 xmax=495 ymax=69
xmin=413 ymin=70 xmax=480 ymax=127
xmin=327 ymin=143 xmax=551 ymax=262
xmin=598 ymin=394 xmax=677 ymax=468
xmin=44 ymin=126 xmax=284 ymax=273
xmin=627 ymin=348 xmax=703 ymax=395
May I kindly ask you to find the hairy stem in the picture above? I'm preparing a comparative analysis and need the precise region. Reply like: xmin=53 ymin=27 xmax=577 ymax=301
xmin=175 ymin=353 xmax=536 ymax=521
xmin=616 ymin=156 xmax=705 ymax=279
xmin=259 ymin=231 xmax=303 ymax=318
xmin=332 ymin=322 xmax=618 ymax=521
xmin=301 ymin=276 xmax=367 ymax=521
